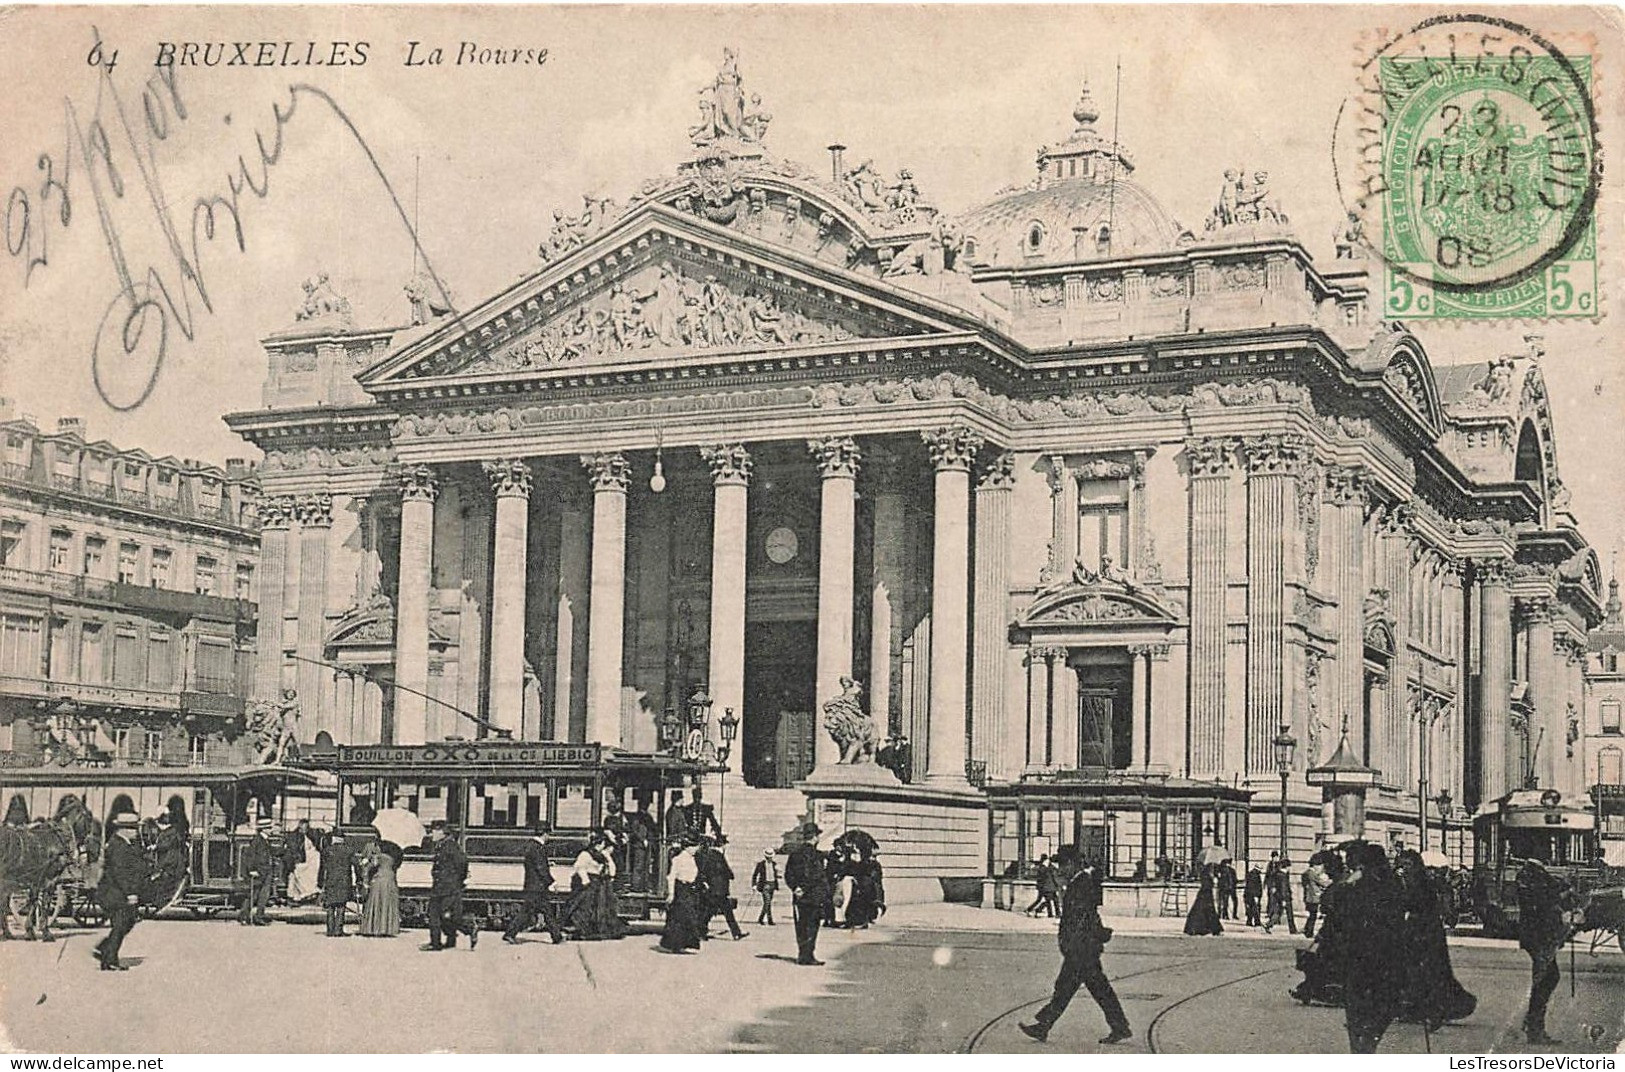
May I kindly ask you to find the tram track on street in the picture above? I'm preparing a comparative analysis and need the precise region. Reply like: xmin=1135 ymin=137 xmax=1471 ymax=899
xmin=1144 ymin=964 xmax=1290 ymax=1053
xmin=959 ymin=958 xmax=1205 ymax=1053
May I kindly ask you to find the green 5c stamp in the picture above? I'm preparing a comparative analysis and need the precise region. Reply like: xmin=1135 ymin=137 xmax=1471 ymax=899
xmin=1371 ymin=17 xmax=1599 ymax=320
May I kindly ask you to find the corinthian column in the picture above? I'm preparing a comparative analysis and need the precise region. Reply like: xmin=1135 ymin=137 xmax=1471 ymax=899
xmin=868 ymin=451 xmax=905 ymax=750
xmin=581 ymin=453 xmax=630 ymax=746
xmin=1521 ymin=593 xmax=1559 ymax=788
xmin=1241 ymin=434 xmax=1308 ymax=774
xmin=703 ymin=444 xmax=752 ymax=763
xmin=1325 ymin=467 xmax=1367 ymax=756
xmin=1186 ymin=438 xmax=1233 ymax=776
xmin=1475 ymin=557 xmax=1512 ymax=799
xmin=923 ymin=423 xmax=983 ymax=785
xmin=809 ymin=436 xmax=861 ymax=770
xmin=395 ymin=466 xmax=438 ymax=745
xmin=253 ymin=497 xmax=295 ymax=701
xmin=294 ymin=493 xmax=333 ymax=738
xmin=973 ymin=451 xmax=1015 ymax=779
xmin=484 ymin=459 xmax=532 ymax=737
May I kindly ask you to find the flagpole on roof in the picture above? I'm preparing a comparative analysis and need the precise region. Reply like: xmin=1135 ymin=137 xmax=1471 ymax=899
xmin=1107 ymin=57 xmax=1122 ymax=245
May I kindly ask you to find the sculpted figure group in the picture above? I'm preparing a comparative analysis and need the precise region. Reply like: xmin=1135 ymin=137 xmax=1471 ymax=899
xmin=491 ymin=261 xmax=855 ymax=371
xmin=1206 ymin=168 xmax=1287 ymax=230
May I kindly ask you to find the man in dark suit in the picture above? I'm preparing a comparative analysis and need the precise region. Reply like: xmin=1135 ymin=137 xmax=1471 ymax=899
xmin=685 ymin=785 xmax=724 ymax=841
xmin=319 ymin=829 xmax=359 ymax=937
xmin=504 ymin=823 xmax=563 ymax=945
xmin=1217 ymin=859 xmax=1239 ymax=921
xmin=240 ymin=818 xmax=274 ymax=926
xmin=94 ymin=812 xmax=147 ymax=971
xmin=784 ymin=821 xmax=829 ymax=966
xmin=1020 ymin=852 xmax=1132 ymax=1045
xmin=1518 ymin=858 xmax=1580 ymax=1044
xmin=280 ymin=818 xmax=309 ymax=899
xmin=664 ymin=791 xmax=689 ymax=853
xmin=424 ymin=820 xmax=479 ymax=951
xmin=1244 ymin=862 xmax=1265 ymax=926
xmin=697 ymin=835 xmax=748 ymax=941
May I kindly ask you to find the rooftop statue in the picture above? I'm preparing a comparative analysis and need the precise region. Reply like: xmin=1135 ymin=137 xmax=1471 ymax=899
xmin=689 ymin=47 xmax=772 ymax=149
xmin=404 ymin=274 xmax=455 ymax=325
xmin=295 ymin=273 xmax=354 ymax=324
xmin=1206 ymin=168 xmax=1287 ymax=231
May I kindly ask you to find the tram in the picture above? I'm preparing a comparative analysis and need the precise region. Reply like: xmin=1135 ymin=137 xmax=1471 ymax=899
xmin=1470 ymin=788 xmax=1625 ymax=948
xmin=0 ymin=762 xmax=323 ymax=921
xmin=302 ymin=739 xmax=707 ymax=927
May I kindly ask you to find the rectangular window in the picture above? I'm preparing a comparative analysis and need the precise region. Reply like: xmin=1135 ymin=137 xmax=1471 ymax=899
xmin=143 ymin=731 xmax=164 ymax=764
xmin=156 ymin=470 xmax=175 ymax=487
xmin=1076 ymin=479 xmax=1129 ymax=575
xmin=0 ymin=614 xmax=43 ymax=675
xmin=49 ymin=529 xmax=72 ymax=572
xmin=49 ymin=617 xmax=72 ymax=679
xmin=199 ymin=481 xmax=220 ymax=506
xmin=148 ymin=633 xmax=172 ymax=688
xmin=234 ymin=563 xmax=253 ymax=601
xmin=1604 ymin=701 xmax=1622 ymax=734
xmin=82 ymin=536 xmax=105 ymax=578
xmin=112 ymin=727 xmax=130 ymax=760
xmin=113 ymin=629 xmax=141 ymax=687
xmin=1600 ymin=748 xmax=1624 ymax=787
xmin=150 ymin=548 xmax=171 ymax=588
xmin=79 ymin=623 xmax=104 ymax=684
xmin=0 ymin=519 xmax=24 ymax=566
xmin=5 ymin=432 xmax=24 ymax=453
xmin=194 ymin=555 xmax=217 ymax=596
xmin=117 ymin=542 xmax=140 ymax=584
xmin=189 ymin=735 xmax=209 ymax=767
xmin=122 ymin=461 xmax=142 ymax=480
xmin=195 ymin=638 xmax=232 ymax=692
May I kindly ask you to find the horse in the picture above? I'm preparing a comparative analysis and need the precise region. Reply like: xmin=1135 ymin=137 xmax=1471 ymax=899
xmin=0 ymin=796 xmax=100 ymax=941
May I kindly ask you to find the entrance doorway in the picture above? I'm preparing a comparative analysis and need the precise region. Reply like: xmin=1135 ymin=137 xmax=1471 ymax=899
xmin=1076 ymin=654 xmax=1133 ymax=769
xmin=743 ymin=620 xmax=817 ymax=787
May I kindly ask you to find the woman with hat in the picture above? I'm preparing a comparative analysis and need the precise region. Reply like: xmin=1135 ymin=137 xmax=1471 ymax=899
xmin=565 ymin=830 xmax=626 ymax=940
xmin=150 ymin=809 xmax=189 ymax=910
xmin=659 ymin=831 xmax=706 ymax=954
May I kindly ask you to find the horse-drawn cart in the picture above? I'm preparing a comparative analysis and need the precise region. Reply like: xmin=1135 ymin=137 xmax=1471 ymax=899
xmin=0 ymin=762 xmax=324 ymax=934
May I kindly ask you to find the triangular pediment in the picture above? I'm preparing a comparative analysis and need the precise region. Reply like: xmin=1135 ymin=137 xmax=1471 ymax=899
xmin=361 ymin=207 xmax=973 ymax=386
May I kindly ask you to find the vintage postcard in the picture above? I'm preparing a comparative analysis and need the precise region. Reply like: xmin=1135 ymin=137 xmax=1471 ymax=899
xmin=0 ymin=3 xmax=1622 ymax=1058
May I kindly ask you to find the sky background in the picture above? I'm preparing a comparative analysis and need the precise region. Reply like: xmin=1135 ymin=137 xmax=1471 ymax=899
xmin=1 ymin=4 xmax=1620 ymax=567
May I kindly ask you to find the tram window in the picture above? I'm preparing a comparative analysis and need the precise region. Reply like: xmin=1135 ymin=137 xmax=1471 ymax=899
xmin=468 ymin=781 xmax=546 ymax=829
xmin=556 ymin=780 xmax=594 ymax=829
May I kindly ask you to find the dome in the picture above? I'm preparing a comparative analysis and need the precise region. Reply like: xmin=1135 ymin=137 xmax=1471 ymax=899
xmin=960 ymin=81 xmax=1183 ymax=268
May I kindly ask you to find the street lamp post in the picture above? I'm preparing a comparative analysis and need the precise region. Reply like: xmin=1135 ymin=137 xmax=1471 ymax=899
xmin=1273 ymin=727 xmax=1297 ymax=857
xmin=717 ymin=707 xmax=740 ymax=821
xmin=1434 ymin=788 xmax=1453 ymax=862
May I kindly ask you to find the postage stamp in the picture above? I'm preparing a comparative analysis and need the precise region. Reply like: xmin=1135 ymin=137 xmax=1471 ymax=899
xmin=1340 ymin=15 xmax=1602 ymax=321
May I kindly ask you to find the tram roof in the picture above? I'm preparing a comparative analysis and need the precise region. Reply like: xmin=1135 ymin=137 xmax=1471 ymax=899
xmin=0 ymin=763 xmax=322 ymax=788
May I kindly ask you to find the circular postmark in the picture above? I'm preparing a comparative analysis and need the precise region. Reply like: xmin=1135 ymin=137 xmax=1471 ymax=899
xmin=1331 ymin=14 xmax=1600 ymax=315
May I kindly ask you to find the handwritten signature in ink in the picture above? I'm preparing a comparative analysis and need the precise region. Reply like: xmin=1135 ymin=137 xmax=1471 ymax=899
xmin=4 ymin=28 xmax=475 ymax=412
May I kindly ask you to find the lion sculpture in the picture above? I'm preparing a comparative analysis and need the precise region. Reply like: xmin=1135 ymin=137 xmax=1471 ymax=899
xmin=823 ymin=677 xmax=879 ymax=764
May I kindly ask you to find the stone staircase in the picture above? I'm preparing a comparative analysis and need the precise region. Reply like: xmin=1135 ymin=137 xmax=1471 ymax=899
xmin=712 ymin=781 xmax=810 ymax=860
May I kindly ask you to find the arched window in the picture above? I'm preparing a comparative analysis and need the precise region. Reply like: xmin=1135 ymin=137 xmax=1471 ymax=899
xmin=4 ymin=793 xmax=28 ymax=825
xmin=1515 ymin=422 xmax=1543 ymax=484
xmin=1026 ymin=221 xmax=1046 ymax=255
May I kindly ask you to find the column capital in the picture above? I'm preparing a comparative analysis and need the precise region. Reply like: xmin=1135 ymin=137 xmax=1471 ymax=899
xmin=1028 ymin=645 xmax=1068 ymax=664
xmin=400 ymin=465 xmax=439 ymax=503
xmin=1471 ymin=556 xmax=1512 ymax=586
xmin=580 ymin=452 xmax=631 ymax=493
xmin=976 ymin=450 xmax=1017 ymax=491
xmin=808 ymin=436 xmax=861 ymax=479
xmin=1324 ymin=464 xmax=1369 ymax=506
xmin=295 ymin=492 xmax=333 ymax=528
xmin=922 ymin=423 xmax=984 ymax=471
xmin=1239 ymin=432 xmax=1312 ymax=475
xmin=259 ymin=495 xmax=299 ymax=530
xmin=482 ymin=458 xmax=533 ymax=498
xmin=1184 ymin=437 xmax=1236 ymax=477
xmin=1515 ymin=595 xmax=1554 ymax=624
xmin=701 ymin=443 xmax=753 ymax=487
xmin=1127 ymin=642 xmax=1172 ymax=660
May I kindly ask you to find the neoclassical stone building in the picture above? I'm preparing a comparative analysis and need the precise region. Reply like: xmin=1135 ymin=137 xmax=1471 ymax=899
xmin=227 ymin=56 xmax=1602 ymax=885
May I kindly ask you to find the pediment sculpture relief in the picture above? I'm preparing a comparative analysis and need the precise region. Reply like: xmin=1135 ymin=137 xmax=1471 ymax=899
xmin=417 ymin=260 xmax=889 ymax=377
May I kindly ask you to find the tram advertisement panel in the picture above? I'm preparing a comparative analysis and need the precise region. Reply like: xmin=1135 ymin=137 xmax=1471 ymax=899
xmin=338 ymin=743 xmax=603 ymax=766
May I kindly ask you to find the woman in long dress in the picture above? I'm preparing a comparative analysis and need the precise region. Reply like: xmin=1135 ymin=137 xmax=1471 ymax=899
xmin=1184 ymin=863 xmax=1225 ymax=935
xmin=566 ymin=832 xmax=627 ymax=940
xmin=659 ymin=835 xmax=705 ymax=953
xmin=359 ymin=842 xmax=401 ymax=938
xmin=1394 ymin=849 xmax=1476 ymax=1028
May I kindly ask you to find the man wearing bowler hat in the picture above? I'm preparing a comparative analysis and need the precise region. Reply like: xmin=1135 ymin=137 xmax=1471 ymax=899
xmin=240 ymin=817 xmax=274 ymax=926
xmin=94 ymin=812 xmax=146 ymax=971
xmin=784 ymin=821 xmax=829 ymax=966
xmin=424 ymin=819 xmax=479 ymax=951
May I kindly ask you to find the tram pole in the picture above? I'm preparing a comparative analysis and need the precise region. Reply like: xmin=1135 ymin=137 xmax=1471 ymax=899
xmin=286 ymin=652 xmax=512 ymax=739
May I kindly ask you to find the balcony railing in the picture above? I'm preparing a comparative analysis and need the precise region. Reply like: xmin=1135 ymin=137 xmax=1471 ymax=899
xmin=0 ymin=565 xmax=255 ymax=620
xmin=0 ymin=466 xmax=256 ymax=530
xmin=0 ymin=672 xmax=183 ymax=712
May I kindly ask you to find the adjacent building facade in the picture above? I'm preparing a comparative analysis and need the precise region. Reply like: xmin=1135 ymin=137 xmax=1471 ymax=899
xmin=0 ymin=406 xmax=262 ymax=791
xmin=224 ymin=56 xmax=1604 ymax=883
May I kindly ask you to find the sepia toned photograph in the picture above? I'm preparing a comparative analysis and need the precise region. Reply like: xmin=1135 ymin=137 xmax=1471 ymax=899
xmin=0 ymin=3 xmax=1621 ymax=1056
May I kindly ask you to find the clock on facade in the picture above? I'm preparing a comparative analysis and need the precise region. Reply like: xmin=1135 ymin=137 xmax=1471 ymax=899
xmin=765 ymin=526 xmax=799 ymax=564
